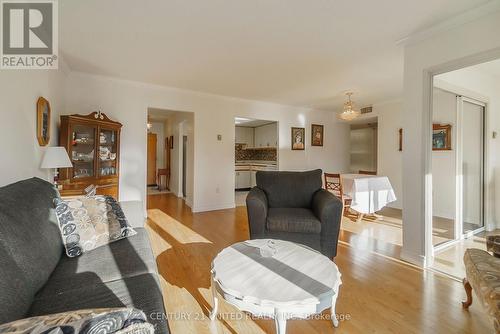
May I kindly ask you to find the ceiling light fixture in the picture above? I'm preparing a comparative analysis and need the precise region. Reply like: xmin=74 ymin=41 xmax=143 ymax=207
xmin=338 ymin=92 xmax=361 ymax=121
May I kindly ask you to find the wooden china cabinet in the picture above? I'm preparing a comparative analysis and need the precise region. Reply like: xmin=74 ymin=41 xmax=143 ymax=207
xmin=59 ymin=112 xmax=122 ymax=199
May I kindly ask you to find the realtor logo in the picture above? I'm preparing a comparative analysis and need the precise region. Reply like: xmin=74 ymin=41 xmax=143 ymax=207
xmin=1 ymin=0 xmax=58 ymax=69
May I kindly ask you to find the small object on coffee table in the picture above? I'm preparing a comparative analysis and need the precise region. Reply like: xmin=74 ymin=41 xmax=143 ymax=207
xmin=209 ymin=239 xmax=342 ymax=334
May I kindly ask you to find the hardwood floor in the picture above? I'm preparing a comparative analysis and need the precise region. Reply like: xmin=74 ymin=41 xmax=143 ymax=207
xmin=146 ymin=194 xmax=491 ymax=333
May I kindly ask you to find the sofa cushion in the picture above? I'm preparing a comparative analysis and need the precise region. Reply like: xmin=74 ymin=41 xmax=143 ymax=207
xmin=54 ymin=195 xmax=136 ymax=257
xmin=256 ymin=169 xmax=322 ymax=208
xmin=0 ymin=308 xmax=154 ymax=334
xmin=0 ymin=240 xmax=34 ymax=324
xmin=267 ymin=208 xmax=321 ymax=234
xmin=0 ymin=177 xmax=62 ymax=323
xmin=38 ymin=228 xmax=158 ymax=295
xmin=28 ymin=273 xmax=168 ymax=334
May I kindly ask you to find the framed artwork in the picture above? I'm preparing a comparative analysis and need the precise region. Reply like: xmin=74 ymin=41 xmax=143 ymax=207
xmin=311 ymin=124 xmax=324 ymax=146
xmin=398 ymin=128 xmax=402 ymax=151
xmin=170 ymin=135 xmax=174 ymax=149
xmin=36 ymin=97 xmax=51 ymax=146
xmin=291 ymin=127 xmax=305 ymax=150
xmin=432 ymin=124 xmax=452 ymax=151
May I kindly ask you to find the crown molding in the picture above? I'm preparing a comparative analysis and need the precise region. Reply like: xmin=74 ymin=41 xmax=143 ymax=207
xmin=396 ymin=0 xmax=500 ymax=46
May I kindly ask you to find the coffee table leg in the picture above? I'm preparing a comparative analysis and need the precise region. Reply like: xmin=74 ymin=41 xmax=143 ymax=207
xmin=209 ymin=276 xmax=219 ymax=321
xmin=274 ymin=310 xmax=287 ymax=334
xmin=331 ymin=293 xmax=339 ymax=327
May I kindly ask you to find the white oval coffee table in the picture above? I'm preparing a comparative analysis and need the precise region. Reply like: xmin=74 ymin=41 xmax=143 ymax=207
xmin=209 ymin=239 xmax=342 ymax=334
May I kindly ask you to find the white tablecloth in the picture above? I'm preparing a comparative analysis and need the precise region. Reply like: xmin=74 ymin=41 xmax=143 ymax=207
xmin=340 ymin=174 xmax=396 ymax=214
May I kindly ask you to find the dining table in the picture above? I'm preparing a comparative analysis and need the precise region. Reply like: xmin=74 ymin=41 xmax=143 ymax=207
xmin=340 ymin=174 xmax=397 ymax=219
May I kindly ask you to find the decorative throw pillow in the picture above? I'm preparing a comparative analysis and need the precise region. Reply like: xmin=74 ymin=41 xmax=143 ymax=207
xmin=0 ymin=308 xmax=154 ymax=334
xmin=54 ymin=195 xmax=137 ymax=257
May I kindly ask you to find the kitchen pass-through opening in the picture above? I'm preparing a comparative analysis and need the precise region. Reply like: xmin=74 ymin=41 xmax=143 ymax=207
xmin=234 ymin=117 xmax=279 ymax=206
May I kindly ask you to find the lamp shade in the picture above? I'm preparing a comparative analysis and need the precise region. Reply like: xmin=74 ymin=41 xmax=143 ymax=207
xmin=41 ymin=147 xmax=72 ymax=169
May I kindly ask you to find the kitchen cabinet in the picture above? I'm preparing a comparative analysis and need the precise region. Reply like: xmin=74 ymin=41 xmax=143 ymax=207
xmin=235 ymin=126 xmax=254 ymax=146
xmin=235 ymin=171 xmax=252 ymax=189
xmin=254 ymin=123 xmax=278 ymax=147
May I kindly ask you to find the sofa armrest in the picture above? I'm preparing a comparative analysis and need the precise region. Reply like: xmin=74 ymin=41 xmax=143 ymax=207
xmin=246 ymin=187 xmax=269 ymax=236
xmin=312 ymin=189 xmax=343 ymax=258
xmin=487 ymin=235 xmax=500 ymax=257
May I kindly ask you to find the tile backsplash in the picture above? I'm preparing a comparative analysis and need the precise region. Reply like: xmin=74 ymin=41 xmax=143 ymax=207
xmin=235 ymin=144 xmax=277 ymax=161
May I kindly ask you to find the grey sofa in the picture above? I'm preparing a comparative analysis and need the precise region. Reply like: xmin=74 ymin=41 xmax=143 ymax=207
xmin=0 ymin=177 xmax=169 ymax=333
xmin=246 ymin=169 xmax=343 ymax=258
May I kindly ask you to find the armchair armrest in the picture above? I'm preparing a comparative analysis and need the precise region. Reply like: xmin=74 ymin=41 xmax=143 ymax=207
xmin=312 ymin=189 xmax=343 ymax=258
xmin=246 ymin=187 xmax=268 ymax=236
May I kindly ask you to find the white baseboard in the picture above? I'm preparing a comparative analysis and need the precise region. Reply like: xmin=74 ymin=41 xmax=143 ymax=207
xmin=400 ymin=249 xmax=427 ymax=268
xmin=192 ymin=202 xmax=235 ymax=213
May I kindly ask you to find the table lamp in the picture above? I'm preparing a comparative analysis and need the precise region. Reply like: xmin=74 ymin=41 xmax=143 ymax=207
xmin=40 ymin=147 xmax=73 ymax=187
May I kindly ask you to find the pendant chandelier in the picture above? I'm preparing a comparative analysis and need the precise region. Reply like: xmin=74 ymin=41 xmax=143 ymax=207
xmin=338 ymin=92 xmax=360 ymax=121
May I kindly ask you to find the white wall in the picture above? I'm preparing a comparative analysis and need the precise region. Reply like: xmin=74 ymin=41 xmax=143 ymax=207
xmin=435 ymin=67 xmax=500 ymax=228
xmin=375 ymin=101 xmax=403 ymax=210
xmin=64 ymin=72 xmax=350 ymax=213
xmin=0 ymin=68 xmax=67 ymax=187
xmin=402 ymin=9 xmax=500 ymax=266
xmin=149 ymin=122 xmax=165 ymax=169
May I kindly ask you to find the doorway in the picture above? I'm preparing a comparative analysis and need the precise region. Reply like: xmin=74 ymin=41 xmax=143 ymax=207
xmin=146 ymin=108 xmax=194 ymax=207
xmin=234 ymin=117 xmax=278 ymax=206
xmin=429 ymin=58 xmax=499 ymax=278
xmin=349 ymin=121 xmax=378 ymax=174
xmin=431 ymin=88 xmax=486 ymax=248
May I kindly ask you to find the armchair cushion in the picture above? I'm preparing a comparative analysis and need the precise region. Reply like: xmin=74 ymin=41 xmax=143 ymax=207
xmin=267 ymin=208 xmax=321 ymax=234
xmin=256 ymin=169 xmax=322 ymax=208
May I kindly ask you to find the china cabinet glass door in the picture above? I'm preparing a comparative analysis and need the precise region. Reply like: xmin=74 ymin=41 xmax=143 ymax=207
xmin=98 ymin=128 xmax=118 ymax=177
xmin=70 ymin=124 xmax=96 ymax=179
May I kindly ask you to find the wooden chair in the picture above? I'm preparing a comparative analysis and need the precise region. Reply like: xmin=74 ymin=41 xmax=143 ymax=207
xmin=324 ymin=173 xmax=352 ymax=217
xmin=157 ymin=168 xmax=169 ymax=191
xmin=359 ymin=170 xmax=377 ymax=175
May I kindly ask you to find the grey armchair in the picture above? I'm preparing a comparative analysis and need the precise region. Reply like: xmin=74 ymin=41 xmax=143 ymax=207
xmin=246 ymin=169 xmax=343 ymax=258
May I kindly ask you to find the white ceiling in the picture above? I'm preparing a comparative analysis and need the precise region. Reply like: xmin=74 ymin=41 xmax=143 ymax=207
xmin=60 ymin=0 xmax=491 ymax=111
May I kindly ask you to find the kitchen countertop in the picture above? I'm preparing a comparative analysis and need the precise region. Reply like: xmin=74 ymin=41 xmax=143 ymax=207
xmin=235 ymin=160 xmax=277 ymax=171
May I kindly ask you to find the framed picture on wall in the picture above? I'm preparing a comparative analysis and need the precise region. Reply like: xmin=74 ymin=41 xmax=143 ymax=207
xmin=36 ymin=97 xmax=51 ymax=146
xmin=291 ymin=127 xmax=305 ymax=150
xmin=432 ymin=124 xmax=452 ymax=150
xmin=311 ymin=124 xmax=324 ymax=146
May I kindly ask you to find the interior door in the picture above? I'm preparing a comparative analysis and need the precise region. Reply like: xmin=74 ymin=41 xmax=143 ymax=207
xmin=460 ymin=98 xmax=485 ymax=234
xmin=147 ymin=133 xmax=157 ymax=186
